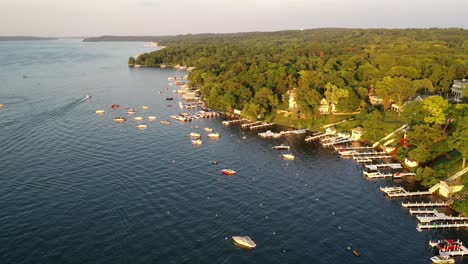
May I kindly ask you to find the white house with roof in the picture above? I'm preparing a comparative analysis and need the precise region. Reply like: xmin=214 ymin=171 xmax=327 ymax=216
xmin=451 ymin=79 xmax=468 ymax=103
xmin=351 ymin=127 xmax=364 ymax=141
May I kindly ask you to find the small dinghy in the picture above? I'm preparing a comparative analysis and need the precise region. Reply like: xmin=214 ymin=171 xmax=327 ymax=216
xmin=113 ymin=117 xmax=126 ymax=122
xmin=111 ymin=104 xmax=120 ymax=109
xmin=160 ymin=120 xmax=170 ymax=125
xmin=137 ymin=124 xmax=147 ymax=129
xmin=352 ymin=249 xmax=360 ymax=257
xmin=0 ymin=104 xmax=4 ymax=108
xmin=282 ymin=153 xmax=295 ymax=160
xmin=95 ymin=109 xmax=105 ymax=115
xmin=148 ymin=116 xmax=157 ymax=121
xmin=134 ymin=116 xmax=143 ymax=121
xmin=430 ymin=255 xmax=455 ymax=264
xmin=204 ymin=127 xmax=213 ymax=132
xmin=221 ymin=169 xmax=236 ymax=176
xmin=232 ymin=236 xmax=256 ymax=249
xmin=165 ymin=97 xmax=174 ymax=101
xmin=142 ymin=106 xmax=149 ymax=110
xmin=272 ymin=144 xmax=290 ymax=150
xmin=127 ymin=108 xmax=137 ymax=115
xmin=210 ymin=160 xmax=219 ymax=165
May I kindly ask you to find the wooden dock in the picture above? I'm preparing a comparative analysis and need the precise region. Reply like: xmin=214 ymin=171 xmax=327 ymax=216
xmin=305 ymin=133 xmax=327 ymax=142
xmin=241 ymin=121 xmax=262 ymax=128
xmin=416 ymin=212 xmax=468 ymax=223
xmin=401 ymin=201 xmax=449 ymax=208
xmin=417 ymin=222 xmax=468 ymax=231
xmin=335 ymin=146 xmax=374 ymax=150
xmin=222 ymin=119 xmax=243 ymax=126
xmin=379 ymin=186 xmax=433 ymax=198
xmin=250 ymin=122 xmax=273 ymax=130
xmin=322 ymin=138 xmax=353 ymax=147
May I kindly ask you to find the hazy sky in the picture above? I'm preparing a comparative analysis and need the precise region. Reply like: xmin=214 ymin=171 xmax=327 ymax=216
xmin=1 ymin=0 xmax=467 ymax=36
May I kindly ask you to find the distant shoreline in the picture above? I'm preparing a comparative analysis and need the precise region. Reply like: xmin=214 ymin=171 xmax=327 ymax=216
xmin=0 ymin=36 xmax=58 ymax=41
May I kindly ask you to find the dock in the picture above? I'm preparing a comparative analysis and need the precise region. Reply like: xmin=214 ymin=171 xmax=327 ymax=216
xmin=416 ymin=212 xmax=468 ymax=223
xmin=250 ymin=122 xmax=273 ymax=130
xmin=222 ymin=119 xmax=243 ymax=126
xmin=322 ymin=138 xmax=353 ymax=147
xmin=418 ymin=222 xmax=468 ymax=231
xmin=305 ymin=133 xmax=327 ymax=141
xmin=393 ymin=172 xmax=416 ymax=179
xmin=241 ymin=121 xmax=262 ymax=128
xmin=352 ymin=155 xmax=392 ymax=160
xmin=365 ymin=163 xmax=402 ymax=170
xmin=364 ymin=171 xmax=393 ymax=179
xmin=409 ymin=208 xmax=439 ymax=215
xmin=341 ymin=151 xmax=387 ymax=157
xmin=379 ymin=186 xmax=433 ymax=198
xmin=401 ymin=201 xmax=449 ymax=208
xmin=335 ymin=146 xmax=374 ymax=151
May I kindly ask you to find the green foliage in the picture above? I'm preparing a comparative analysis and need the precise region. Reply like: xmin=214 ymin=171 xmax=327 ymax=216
xmin=421 ymin=96 xmax=449 ymax=125
xmin=415 ymin=167 xmax=440 ymax=186
xmin=128 ymin=57 xmax=135 ymax=65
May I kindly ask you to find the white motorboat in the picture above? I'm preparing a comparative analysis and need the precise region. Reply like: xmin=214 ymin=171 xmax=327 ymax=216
xmin=282 ymin=153 xmax=295 ymax=160
xmin=232 ymin=236 xmax=256 ymax=249
xmin=272 ymin=144 xmax=290 ymax=150
xmin=430 ymin=255 xmax=455 ymax=264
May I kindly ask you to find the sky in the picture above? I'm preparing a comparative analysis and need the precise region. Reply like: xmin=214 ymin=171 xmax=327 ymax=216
xmin=1 ymin=0 xmax=467 ymax=37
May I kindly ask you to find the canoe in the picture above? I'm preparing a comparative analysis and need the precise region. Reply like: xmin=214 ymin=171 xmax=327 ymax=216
xmin=232 ymin=236 xmax=256 ymax=249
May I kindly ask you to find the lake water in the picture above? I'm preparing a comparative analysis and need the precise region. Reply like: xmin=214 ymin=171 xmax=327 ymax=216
xmin=1 ymin=39 xmax=467 ymax=264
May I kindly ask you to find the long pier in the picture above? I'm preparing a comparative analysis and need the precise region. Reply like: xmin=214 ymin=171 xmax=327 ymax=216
xmin=417 ymin=222 xmax=468 ymax=231
xmin=353 ymin=155 xmax=392 ymax=160
xmin=322 ymin=138 xmax=353 ymax=147
xmin=364 ymin=171 xmax=393 ymax=178
xmin=380 ymin=186 xmax=433 ymax=198
xmin=401 ymin=201 xmax=449 ymax=208
xmin=222 ymin=119 xmax=244 ymax=126
xmin=241 ymin=121 xmax=262 ymax=128
xmin=409 ymin=209 xmax=439 ymax=215
xmin=341 ymin=151 xmax=387 ymax=156
xmin=417 ymin=213 xmax=468 ymax=223
xmin=250 ymin=122 xmax=273 ymax=130
xmin=305 ymin=133 xmax=327 ymax=142
xmin=365 ymin=163 xmax=402 ymax=170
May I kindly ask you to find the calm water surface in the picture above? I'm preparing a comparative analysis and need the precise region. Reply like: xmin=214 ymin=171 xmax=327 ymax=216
xmin=1 ymin=40 xmax=467 ymax=264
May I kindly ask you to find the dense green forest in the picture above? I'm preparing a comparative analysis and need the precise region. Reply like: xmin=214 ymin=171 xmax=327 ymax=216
xmin=133 ymin=28 xmax=468 ymax=210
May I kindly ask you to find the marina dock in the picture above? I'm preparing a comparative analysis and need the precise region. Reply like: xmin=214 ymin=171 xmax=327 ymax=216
xmin=401 ymin=201 xmax=449 ymax=208
xmin=416 ymin=212 xmax=468 ymax=223
xmin=418 ymin=222 xmax=468 ymax=231
xmin=352 ymin=155 xmax=392 ymax=160
xmin=305 ymin=133 xmax=327 ymax=142
xmin=380 ymin=186 xmax=433 ymax=198
xmin=409 ymin=209 xmax=439 ymax=215
xmin=364 ymin=171 xmax=393 ymax=178
xmin=393 ymin=172 xmax=416 ymax=179
xmin=365 ymin=163 xmax=402 ymax=170
xmin=222 ymin=119 xmax=244 ymax=126
xmin=249 ymin=122 xmax=273 ymax=130
xmin=241 ymin=121 xmax=262 ymax=128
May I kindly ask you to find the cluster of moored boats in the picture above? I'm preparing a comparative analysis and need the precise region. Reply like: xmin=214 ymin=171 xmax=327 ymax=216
xmin=95 ymin=105 xmax=163 ymax=129
xmin=170 ymin=110 xmax=219 ymax=122
xmin=188 ymin=128 xmax=220 ymax=145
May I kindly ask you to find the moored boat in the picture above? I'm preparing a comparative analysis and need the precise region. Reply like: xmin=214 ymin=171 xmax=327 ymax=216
xmin=189 ymin=132 xmax=201 ymax=138
xmin=142 ymin=106 xmax=149 ymax=110
xmin=282 ymin=153 xmax=295 ymax=160
xmin=127 ymin=108 xmax=137 ymax=115
xmin=134 ymin=116 xmax=143 ymax=121
xmin=272 ymin=144 xmax=290 ymax=150
xmin=160 ymin=120 xmax=170 ymax=125
xmin=148 ymin=116 xmax=157 ymax=121
xmin=95 ymin=109 xmax=105 ymax=115
xmin=165 ymin=97 xmax=174 ymax=101
xmin=111 ymin=104 xmax=120 ymax=109
xmin=204 ymin=127 xmax=213 ymax=132
xmin=207 ymin=133 xmax=220 ymax=138
xmin=113 ymin=117 xmax=126 ymax=122
xmin=221 ymin=169 xmax=236 ymax=176
xmin=232 ymin=236 xmax=256 ymax=249
xmin=137 ymin=124 xmax=147 ymax=129
xmin=430 ymin=255 xmax=455 ymax=264
xmin=192 ymin=139 xmax=203 ymax=145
